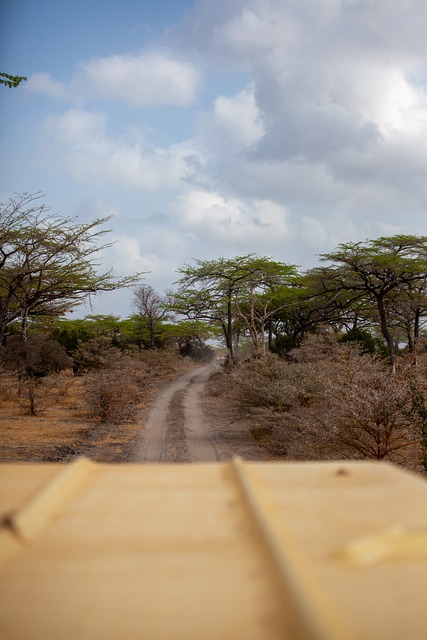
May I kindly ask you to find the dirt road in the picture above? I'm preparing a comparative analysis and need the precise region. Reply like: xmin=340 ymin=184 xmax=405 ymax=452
xmin=135 ymin=365 xmax=219 ymax=463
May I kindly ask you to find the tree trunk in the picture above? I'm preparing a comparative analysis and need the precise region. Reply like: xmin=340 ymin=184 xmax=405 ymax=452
xmin=21 ymin=309 xmax=29 ymax=342
xmin=149 ymin=319 xmax=155 ymax=349
xmin=414 ymin=307 xmax=421 ymax=342
xmin=267 ymin=317 xmax=273 ymax=351
xmin=376 ymin=294 xmax=396 ymax=371
xmin=226 ymin=294 xmax=234 ymax=365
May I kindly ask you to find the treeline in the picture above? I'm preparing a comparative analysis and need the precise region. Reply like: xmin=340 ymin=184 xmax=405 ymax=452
xmin=2 ymin=193 xmax=427 ymax=367
xmin=2 ymin=192 xmax=427 ymax=468
xmin=171 ymin=238 xmax=427 ymax=368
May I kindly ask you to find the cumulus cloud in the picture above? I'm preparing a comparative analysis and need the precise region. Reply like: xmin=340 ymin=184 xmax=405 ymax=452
xmin=19 ymin=0 xmax=427 ymax=305
xmin=176 ymin=0 xmax=427 ymax=242
xmin=73 ymin=51 xmax=200 ymax=107
xmin=197 ymin=85 xmax=265 ymax=152
xmin=176 ymin=189 xmax=292 ymax=249
xmin=26 ymin=50 xmax=200 ymax=107
xmin=103 ymin=231 xmax=189 ymax=292
xmin=44 ymin=108 xmax=196 ymax=190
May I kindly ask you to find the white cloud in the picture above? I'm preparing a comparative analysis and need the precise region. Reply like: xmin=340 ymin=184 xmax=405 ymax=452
xmin=104 ymin=232 xmax=188 ymax=292
xmin=176 ymin=189 xmax=292 ymax=248
xmin=25 ymin=51 xmax=200 ymax=108
xmin=25 ymin=72 xmax=66 ymax=98
xmin=47 ymin=108 xmax=107 ymax=145
xmin=197 ymin=85 xmax=265 ymax=152
xmin=73 ymin=51 xmax=200 ymax=107
xmin=15 ymin=0 xmax=427 ymax=306
xmin=44 ymin=108 xmax=196 ymax=190
xmin=218 ymin=5 xmax=301 ymax=55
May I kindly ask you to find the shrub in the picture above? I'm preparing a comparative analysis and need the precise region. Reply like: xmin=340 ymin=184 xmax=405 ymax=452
xmin=72 ymin=337 xmax=121 ymax=374
xmin=339 ymin=327 xmax=378 ymax=353
xmin=19 ymin=376 xmax=59 ymax=416
xmin=228 ymin=336 xmax=424 ymax=468
xmin=83 ymin=359 xmax=139 ymax=422
xmin=1 ymin=335 xmax=72 ymax=378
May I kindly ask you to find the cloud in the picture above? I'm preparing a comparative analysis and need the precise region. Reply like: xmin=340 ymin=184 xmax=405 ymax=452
xmin=197 ymin=85 xmax=265 ymax=152
xmin=73 ymin=51 xmax=200 ymax=107
xmin=175 ymin=0 xmax=427 ymax=240
xmin=25 ymin=72 xmax=66 ymax=98
xmin=21 ymin=0 xmax=427 ymax=298
xmin=104 ymin=232 xmax=189 ymax=292
xmin=27 ymin=50 xmax=200 ymax=107
xmin=44 ymin=108 xmax=196 ymax=190
xmin=176 ymin=189 xmax=292 ymax=249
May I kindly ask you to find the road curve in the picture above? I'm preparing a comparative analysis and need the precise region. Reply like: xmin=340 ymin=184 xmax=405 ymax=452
xmin=135 ymin=364 xmax=218 ymax=463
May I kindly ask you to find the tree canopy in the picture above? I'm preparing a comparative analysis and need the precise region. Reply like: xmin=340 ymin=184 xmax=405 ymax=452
xmin=172 ymin=255 xmax=298 ymax=363
xmin=315 ymin=235 xmax=427 ymax=367
xmin=0 ymin=193 xmax=142 ymax=343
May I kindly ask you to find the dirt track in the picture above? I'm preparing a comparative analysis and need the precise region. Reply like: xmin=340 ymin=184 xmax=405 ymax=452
xmin=135 ymin=365 xmax=220 ymax=463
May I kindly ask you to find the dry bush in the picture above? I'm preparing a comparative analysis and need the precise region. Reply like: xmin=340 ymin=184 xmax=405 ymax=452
xmin=72 ymin=337 xmax=122 ymax=373
xmin=229 ymin=336 xmax=426 ymax=469
xmin=18 ymin=376 xmax=59 ymax=416
xmin=1 ymin=335 xmax=72 ymax=379
xmin=311 ymin=348 xmax=420 ymax=464
xmin=230 ymin=353 xmax=314 ymax=418
xmin=138 ymin=347 xmax=185 ymax=376
xmin=83 ymin=358 xmax=140 ymax=423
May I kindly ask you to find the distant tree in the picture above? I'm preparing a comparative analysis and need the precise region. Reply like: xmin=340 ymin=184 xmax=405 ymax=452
xmin=132 ymin=285 xmax=168 ymax=349
xmin=0 ymin=193 xmax=142 ymax=344
xmin=52 ymin=318 xmax=97 ymax=353
xmin=339 ymin=327 xmax=378 ymax=353
xmin=117 ymin=316 xmax=152 ymax=351
xmin=163 ymin=319 xmax=214 ymax=360
xmin=232 ymin=257 xmax=298 ymax=354
xmin=84 ymin=315 xmax=122 ymax=345
xmin=173 ymin=255 xmax=298 ymax=365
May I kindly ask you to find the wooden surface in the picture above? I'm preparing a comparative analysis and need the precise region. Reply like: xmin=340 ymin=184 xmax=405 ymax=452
xmin=1 ymin=458 xmax=427 ymax=639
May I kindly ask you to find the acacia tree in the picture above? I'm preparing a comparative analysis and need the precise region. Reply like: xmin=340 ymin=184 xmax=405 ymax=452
xmin=173 ymin=255 xmax=298 ymax=364
xmin=0 ymin=193 xmax=142 ymax=343
xmin=233 ymin=258 xmax=298 ymax=354
xmin=132 ymin=285 xmax=168 ymax=349
xmin=315 ymin=235 xmax=427 ymax=369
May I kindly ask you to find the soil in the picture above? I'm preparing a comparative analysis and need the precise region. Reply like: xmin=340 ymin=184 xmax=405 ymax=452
xmin=0 ymin=360 xmax=266 ymax=464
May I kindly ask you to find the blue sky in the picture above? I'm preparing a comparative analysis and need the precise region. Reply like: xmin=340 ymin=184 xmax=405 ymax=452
xmin=2 ymin=0 xmax=427 ymax=317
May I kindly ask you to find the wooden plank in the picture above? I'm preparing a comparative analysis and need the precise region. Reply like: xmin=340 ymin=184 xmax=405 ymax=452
xmin=0 ymin=460 xmax=427 ymax=639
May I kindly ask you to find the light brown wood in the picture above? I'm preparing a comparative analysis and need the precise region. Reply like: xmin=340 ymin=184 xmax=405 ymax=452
xmin=1 ymin=459 xmax=427 ymax=639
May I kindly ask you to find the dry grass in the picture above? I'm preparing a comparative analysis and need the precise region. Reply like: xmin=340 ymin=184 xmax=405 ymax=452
xmin=0 ymin=349 xmax=195 ymax=463
xmin=224 ymin=339 xmax=427 ymax=472
xmin=0 ymin=373 xmax=89 ymax=461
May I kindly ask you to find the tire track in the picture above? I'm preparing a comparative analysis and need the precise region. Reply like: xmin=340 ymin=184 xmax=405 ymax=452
xmin=135 ymin=365 xmax=218 ymax=463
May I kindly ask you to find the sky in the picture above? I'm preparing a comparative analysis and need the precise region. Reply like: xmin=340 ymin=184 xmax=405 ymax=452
xmin=1 ymin=0 xmax=427 ymax=318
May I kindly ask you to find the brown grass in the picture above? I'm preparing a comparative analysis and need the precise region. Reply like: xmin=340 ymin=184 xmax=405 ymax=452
xmin=0 ymin=349 xmax=195 ymax=463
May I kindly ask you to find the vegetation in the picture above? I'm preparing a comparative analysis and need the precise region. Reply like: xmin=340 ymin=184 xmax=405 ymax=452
xmin=172 ymin=255 xmax=298 ymax=365
xmin=315 ymin=236 xmax=427 ymax=369
xmin=83 ymin=358 xmax=140 ymax=423
xmin=0 ymin=193 xmax=142 ymax=344
xmin=132 ymin=285 xmax=168 ymax=349
xmin=2 ymin=196 xmax=427 ymax=470
xmin=228 ymin=334 xmax=426 ymax=469
xmin=0 ymin=72 xmax=27 ymax=88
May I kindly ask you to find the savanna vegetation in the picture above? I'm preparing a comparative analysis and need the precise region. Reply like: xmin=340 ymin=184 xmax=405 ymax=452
xmin=2 ymin=193 xmax=427 ymax=469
